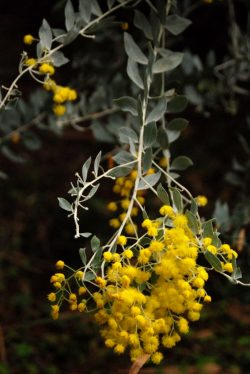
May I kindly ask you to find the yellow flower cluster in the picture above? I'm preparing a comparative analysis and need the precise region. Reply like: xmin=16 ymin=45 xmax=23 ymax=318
xmin=107 ymin=169 xmax=155 ymax=234
xmin=23 ymin=35 xmax=77 ymax=116
xmin=48 ymin=261 xmax=88 ymax=319
xmin=48 ymin=187 xmax=238 ymax=364
xmin=195 ymin=195 xmax=208 ymax=207
xmin=91 ymin=209 xmax=215 ymax=363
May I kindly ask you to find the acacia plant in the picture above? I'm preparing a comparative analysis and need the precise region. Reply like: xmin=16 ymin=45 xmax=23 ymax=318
xmin=1 ymin=0 xmax=249 ymax=372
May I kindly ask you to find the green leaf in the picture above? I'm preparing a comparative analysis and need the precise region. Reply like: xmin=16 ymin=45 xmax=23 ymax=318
xmin=202 ymin=219 xmax=215 ymax=238
xmin=84 ymin=271 xmax=96 ymax=281
xmin=171 ymin=188 xmax=183 ymax=212
xmin=190 ymin=197 xmax=198 ymax=215
xmin=65 ymin=0 xmax=75 ymax=31
xmin=113 ymin=150 xmax=135 ymax=165
xmin=79 ymin=232 xmax=92 ymax=238
xmin=142 ymin=147 xmax=152 ymax=173
xmin=119 ymin=127 xmax=138 ymax=144
xmin=144 ymin=121 xmax=157 ymax=148
xmin=82 ymin=157 xmax=91 ymax=182
xmin=108 ymin=165 xmax=134 ymax=178
xmin=171 ymin=156 xmax=193 ymax=171
xmin=165 ymin=15 xmax=192 ymax=36
xmin=138 ymin=171 xmax=161 ymax=190
xmin=85 ymin=184 xmax=99 ymax=201
xmin=92 ymin=121 xmax=114 ymax=143
xmin=204 ymin=251 xmax=222 ymax=272
xmin=134 ymin=10 xmax=153 ymax=40
xmin=185 ymin=210 xmax=199 ymax=234
xmin=167 ymin=96 xmax=188 ymax=113
xmin=127 ymin=58 xmax=144 ymax=89
xmin=168 ymin=118 xmax=188 ymax=131
xmin=58 ymin=197 xmax=72 ymax=212
xmin=61 ymin=26 xmax=79 ymax=46
xmin=39 ymin=19 xmax=53 ymax=49
xmin=114 ymin=96 xmax=138 ymax=116
xmin=166 ymin=129 xmax=181 ymax=143
xmin=79 ymin=248 xmax=87 ymax=265
xmin=153 ymin=53 xmax=184 ymax=74
xmin=94 ymin=151 xmax=102 ymax=177
xmin=157 ymin=183 xmax=170 ymax=204
xmin=124 ymin=32 xmax=148 ymax=65
xmin=157 ymin=126 xmax=169 ymax=150
xmin=1 ymin=146 xmax=26 ymax=163
xmin=91 ymin=0 xmax=102 ymax=16
xmin=146 ymin=97 xmax=166 ymax=123
xmin=91 ymin=235 xmax=101 ymax=252
xmin=23 ymin=132 xmax=42 ymax=151
xmin=51 ymin=51 xmax=69 ymax=67
xmin=156 ymin=0 xmax=166 ymax=24
xmin=79 ymin=0 xmax=91 ymax=23
xmin=92 ymin=249 xmax=102 ymax=268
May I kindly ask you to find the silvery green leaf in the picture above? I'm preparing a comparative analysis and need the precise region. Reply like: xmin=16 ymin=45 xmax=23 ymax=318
xmin=185 ymin=210 xmax=199 ymax=234
xmin=190 ymin=197 xmax=198 ymax=215
xmin=94 ymin=151 xmax=102 ymax=176
xmin=108 ymin=165 xmax=134 ymax=178
xmin=171 ymin=187 xmax=183 ymax=212
xmin=171 ymin=156 xmax=193 ymax=171
xmin=51 ymin=51 xmax=69 ymax=67
xmin=142 ymin=147 xmax=152 ymax=173
xmin=52 ymin=28 xmax=66 ymax=38
xmin=84 ymin=271 xmax=96 ymax=281
xmin=113 ymin=150 xmax=135 ymax=165
xmin=1 ymin=146 xmax=26 ymax=163
xmin=91 ymin=0 xmax=102 ymax=16
xmin=114 ymin=96 xmax=138 ymax=116
xmin=61 ymin=26 xmax=79 ymax=45
xmin=79 ymin=233 xmax=92 ymax=238
xmin=138 ymin=171 xmax=161 ymax=190
xmin=23 ymin=132 xmax=42 ymax=151
xmin=157 ymin=184 xmax=170 ymax=204
xmin=167 ymin=96 xmax=188 ymax=113
xmin=119 ymin=127 xmax=138 ymax=143
xmin=85 ymin=184 xmax=99 ymax=201
xmin=146 ymin=97 xmax=166 ymax=123
xmin=166 ymin=129 xmax=180 ymax=143
xmin=213 ymin=200 xmax=231 ymax=232
xmin=79 ymin=0 xmax=91 ymax=22
xmin=92 ymin=121 xmax=114 ymax=143
xmin=232 ymin=256 xmax=242 ymax=280
xmin=134 ymin=10 xmax=153 ymax=40
xmin=79 ymin=248 xmax=87 ymax=265
xmin=204 ymin=251 xmax=222 ymax=272
xmin=165 ymin=15 xmax=192 ymax=36
xmin=202 ymin=219 xmax=215 ymax=238
xmin=58 ymin=197 xmax=72 ymax=212
xmin=127 ymin=58 xmax=144 ymax=89
xmin=168 ymin=118 xmax=188 ymax=131
xmin=91 ymin=235 xmax=100 ymax=252
xmin=107 ymin=0 xmax=115 ymax=9
xmin=92 ymin=251 xmax=102 ymax=268
xmin=157 ymin=126 xmax=169 ymax=150
xmin=82 ymin=157 xmax=91 ymax=182
xmin=39 ymin=19 xmax=53 ymax=49
xmin=144 ymin=121 xmax=157 ymax=148
xmin=124 ymin=32 xmax=148 ymax=65
xmin=65 ymin=0 xmax=75 ymax=31
xmin=150 ymin=10 xmax=161 ymax=44
xmin=153 ymin=53 xmax=184 ymax=74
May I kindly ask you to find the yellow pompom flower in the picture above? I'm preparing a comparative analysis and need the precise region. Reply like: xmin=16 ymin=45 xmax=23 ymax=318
xmin=47 ymin=292 xmax=56 ymax=302
xmin=159 ymin=205 xmax=174 ymax=217
xmin=23 ymin=34 xmax=35 ymax=45
xmin=39 ymin=63 xmax=55 ymax=75
xmin=107 ymin=202 xmax=118 ymax=212
xmin=103 ymin=251 xmax=113 ymax=262
xmin=25 ymin=58 xmax=37 ymax=66
xmin=123 ymin=249 xmax=133 ymax=259
xmin=196 ymin=195 xmax=208 ymax=207
xmin=223 ymin=262 xmax=233 ymax=273
xmin=117 ymin=235 xmax=127 ymax=246
xmin=55 ymin=260 xmax=65 ymax=269
xmin=53 ymin=104 xmax=66 ymax=116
